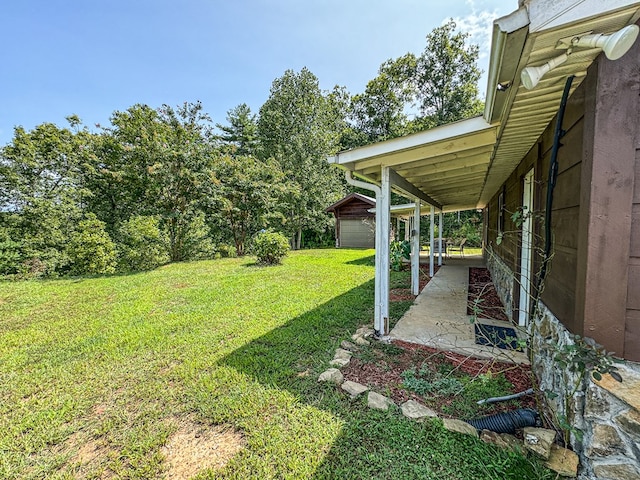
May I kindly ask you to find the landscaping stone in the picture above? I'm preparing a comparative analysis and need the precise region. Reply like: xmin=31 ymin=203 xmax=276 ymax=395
xmin=341 ymin=381 xmax=368 ymax=398
xmin=593 ymin=463 xmax=640 ymax=480
xmin=479 ymin=430 xmax=522 ymax=452
xmin=544 ymin=444 xmax=579 ymax=478
xmin=329 ymin=348 xmax=352 ymax=367
xmin=367 ymin=391 xmax=394 ymax=411
xmin=400 ymin=400 xmax=438 ymax=420
xmin=354 ymin=336 xmax=371 ymax=346
xmin=329 ymin=358 xmax=350 ymax=367
xmin=340 ymin=340 xmax=358 ymax=352
xmin=588 ymin=424 xmax=626 ymax=457
xmin=523 ymin=427 xmax=556 ymax=460
xmin=318 ymin=368 xmax=343 ymax=385
xmin=355 ymin=326 xmax=375 ymax=337
xmin=442 ymin=419 xmax=478 ymax=437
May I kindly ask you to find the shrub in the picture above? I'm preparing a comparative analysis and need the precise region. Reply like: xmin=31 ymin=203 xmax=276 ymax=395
xmin=67 ymin=214 xmax=117 ymax=275
xmin=252 ymin=230 xmax=290 ymax=265
xmin=390 ymin=240 xmax=411 ymax=271
xmin=217 ymin=244 xmax=238 ymax=258
xmin=117 ymin=215 xmax=169 ymax=271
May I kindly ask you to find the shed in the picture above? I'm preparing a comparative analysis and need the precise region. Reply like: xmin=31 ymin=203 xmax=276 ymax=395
xmin=326 ymin=193 xmax=376 ymax=248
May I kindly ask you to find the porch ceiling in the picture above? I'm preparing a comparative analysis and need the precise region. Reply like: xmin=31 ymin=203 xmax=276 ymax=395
xmin=328 ymin=2 xmax=640 ymax=212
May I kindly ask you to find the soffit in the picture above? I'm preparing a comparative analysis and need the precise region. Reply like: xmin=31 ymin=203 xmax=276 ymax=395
xmin=328 ymin=117 xmax=498 ymax=213
xmin=479 ymin=4 xmax=640 ymax=205
xmin=328 ymin=2 xmax=640 ymax=213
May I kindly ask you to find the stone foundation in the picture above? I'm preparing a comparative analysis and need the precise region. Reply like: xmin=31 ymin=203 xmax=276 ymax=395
xmin=485 ymin=252 xmax=640 ymax=479
xmin=485 ymin=246 xmax=515 ymax=322
xmin=529 ymin=303 xmax=640 ymax=479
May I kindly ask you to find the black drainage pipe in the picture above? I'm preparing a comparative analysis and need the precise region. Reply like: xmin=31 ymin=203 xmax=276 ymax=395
xmin=465 ymin=408 xmax=539 ymax=434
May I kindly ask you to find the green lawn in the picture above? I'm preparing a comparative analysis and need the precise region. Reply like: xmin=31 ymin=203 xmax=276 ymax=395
xmin=0 ymin=249 xmax=551 ymax=479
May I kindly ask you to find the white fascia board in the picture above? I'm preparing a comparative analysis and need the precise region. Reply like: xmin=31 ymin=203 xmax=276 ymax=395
xmin=484 ymin=7 xmax=530 ymax=123
xmin=329 ymin=116 xmax=493 ymax=167
xmin=527 ymin=0 xmax=640 ymax=32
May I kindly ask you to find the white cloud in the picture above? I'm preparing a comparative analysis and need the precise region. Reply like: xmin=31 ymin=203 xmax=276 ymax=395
xmin=450 ymin=2 xmax=497 ymax=62
xmin=448 ymin=0 xmax=505 ymax=97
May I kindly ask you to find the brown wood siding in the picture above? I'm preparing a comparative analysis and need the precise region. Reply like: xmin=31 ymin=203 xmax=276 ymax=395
xmin=487 ymin=81 xmax=585 ymax=331
xmin=577 ymin=41 xmax=639 ymax=360
xmin=334 ymin=199 xmax=375 ymax=219
xmin=628 ymin=30 xmax=640 ymax=361
xmin=627 ymin=148 xmax=640 ymax=361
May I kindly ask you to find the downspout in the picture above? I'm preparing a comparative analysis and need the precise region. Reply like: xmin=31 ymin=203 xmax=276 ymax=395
xmin=344 ymin=171 xmax=387 ymax=336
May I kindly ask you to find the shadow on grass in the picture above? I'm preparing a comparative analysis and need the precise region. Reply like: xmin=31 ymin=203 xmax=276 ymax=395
xmin=345 ymin=254 xmax=375 ymax=266
xmin=217 ymin=280 xmax=549 ymax=479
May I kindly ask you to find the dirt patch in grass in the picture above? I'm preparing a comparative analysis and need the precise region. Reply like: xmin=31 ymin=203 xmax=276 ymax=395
xmin=341 ymin=340 xmax=535 ymax=419
xmin=467 ymin=267 xmax=510 ymax=322
xmin=62 ymin=431 xmax=116 ymax=479
xmin=161 ymin=417 xmax=246 ymax=479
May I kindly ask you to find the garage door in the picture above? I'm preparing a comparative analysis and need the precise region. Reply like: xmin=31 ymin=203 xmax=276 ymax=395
xmin=339 ymin=219 xmax=375 ymax=248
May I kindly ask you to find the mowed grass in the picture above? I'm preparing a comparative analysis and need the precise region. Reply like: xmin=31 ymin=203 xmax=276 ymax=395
xmin=0 ymin=249 xmax=552 ymax=479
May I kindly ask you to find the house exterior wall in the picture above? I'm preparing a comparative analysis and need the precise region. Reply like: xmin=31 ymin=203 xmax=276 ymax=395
xmin=485 ymin=80 xmax=585 ymax=326
xmin=485 ymin=43 xmax=640 ymax=478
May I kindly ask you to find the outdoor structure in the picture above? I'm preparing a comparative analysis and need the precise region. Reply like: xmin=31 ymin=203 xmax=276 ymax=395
xmin=327 ymin=1 xmax=640 ymax=477
xmin=325 ymin=193 xmax=376 ymax=248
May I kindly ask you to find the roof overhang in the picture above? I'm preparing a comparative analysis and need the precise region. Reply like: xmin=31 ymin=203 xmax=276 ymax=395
xmin=328 ymin=0 xmax=640 ymax=212
xmin=328 ymin=116 xmax=498 ymax=213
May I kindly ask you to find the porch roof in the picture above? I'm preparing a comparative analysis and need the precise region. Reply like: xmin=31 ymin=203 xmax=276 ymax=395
xmin=328 ymin=1 xmax=640 ymax=212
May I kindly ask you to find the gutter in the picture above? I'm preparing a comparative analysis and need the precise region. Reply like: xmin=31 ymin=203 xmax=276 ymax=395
xmin=483 ymin=7 xmax=530 ymax=124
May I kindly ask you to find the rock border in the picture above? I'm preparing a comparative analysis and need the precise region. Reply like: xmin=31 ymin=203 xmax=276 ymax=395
xmin=316 ymin=325 xmax=579 ymax=478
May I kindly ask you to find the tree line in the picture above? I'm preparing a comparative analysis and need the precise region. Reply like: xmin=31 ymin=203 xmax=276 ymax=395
xmin=0 ymin=21 xmax=483 ymax=277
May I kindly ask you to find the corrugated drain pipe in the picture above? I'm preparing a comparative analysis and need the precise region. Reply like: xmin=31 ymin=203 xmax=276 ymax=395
xmin=466 ymin=408 xmax=539 ymax=434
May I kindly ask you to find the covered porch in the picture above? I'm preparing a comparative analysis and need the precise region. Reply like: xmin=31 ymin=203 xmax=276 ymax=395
xmin=326 ymin=2 xmax=639 ymax=341
xmin=392 ymin=255 xmax=528 ymax=364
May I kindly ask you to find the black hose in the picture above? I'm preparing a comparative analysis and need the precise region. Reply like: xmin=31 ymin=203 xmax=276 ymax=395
xmin=465 ymin=408 xmax=539 ymax=434
xmin=529 ymin=75 xmax=575 ymax=324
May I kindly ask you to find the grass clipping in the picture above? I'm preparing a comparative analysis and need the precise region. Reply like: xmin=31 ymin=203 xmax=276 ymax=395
xmin=161 ymin=417 xmax=246 ymax=479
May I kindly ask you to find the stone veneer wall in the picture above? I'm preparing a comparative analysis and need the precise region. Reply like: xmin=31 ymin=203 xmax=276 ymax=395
xmin=484 ymin=246 xmax=515 ymax=322
xmin=486 ymin=247 xmax=640 ymax=478
xmin=530 ymin=303 xmax=640 ymax=480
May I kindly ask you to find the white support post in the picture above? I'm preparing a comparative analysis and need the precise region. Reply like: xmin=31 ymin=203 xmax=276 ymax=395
xmin=429 ymin=207 xmax=435 ymax=277
xmin=377 ymin=167 xmax=391 ymax=336
xmin=411 ymin=201 xmax=421 ymax=295
xmin=438 ymin=210 xmax=444 ymax=266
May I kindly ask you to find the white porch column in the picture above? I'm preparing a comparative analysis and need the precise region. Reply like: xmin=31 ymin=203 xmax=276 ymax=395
xmin=429 ymin=207 xmax=435 ymax=277
xmin=411 ymin=201 xmax=421 ymax=295
xmin=374 ymin=166 xmax=391 ymax=336
xmin=438 ymin=210 xmax=444 ymax=266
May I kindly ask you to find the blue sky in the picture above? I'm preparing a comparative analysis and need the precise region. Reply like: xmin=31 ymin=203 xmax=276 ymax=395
xmin=1 ymin=0 xmax=516 ymax=146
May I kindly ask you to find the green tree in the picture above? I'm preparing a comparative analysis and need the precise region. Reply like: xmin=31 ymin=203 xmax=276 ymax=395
xmin=67 ymin=214 xmax=117 ymax=275
xmin=346 ymin=20 xmax=483 ymax=147
xmin=105 ymin=102 xmax=217 ymax=261
xmin=349 ymin=60 xmax=412 ymax=145
xmin=0 ymin=119 xmax=92 ymax=275
xmin=404 ymin=19 xmax=483 ymax=128
xmin=257 ymin=68 xmax=345 ymax=249
xmin=214 ymin=103 xmax=258 ymax=156
xmin=116 ymin=215 xmax=169 ymax=271
xmin=211 ymin=155 xmax=289 ymax=256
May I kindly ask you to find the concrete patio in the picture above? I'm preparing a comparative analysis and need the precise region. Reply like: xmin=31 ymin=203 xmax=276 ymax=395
xmin=390 ymin=255 xmax=529 ymax=364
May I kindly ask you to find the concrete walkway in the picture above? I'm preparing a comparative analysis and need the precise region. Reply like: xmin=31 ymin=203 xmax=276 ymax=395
xmin=390 ymin=255 xmax=529 ymax=364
